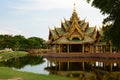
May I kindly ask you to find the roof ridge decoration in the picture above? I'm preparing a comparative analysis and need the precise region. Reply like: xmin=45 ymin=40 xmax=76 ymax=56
xmin=70 ymin=3 xmax=79 ymax=22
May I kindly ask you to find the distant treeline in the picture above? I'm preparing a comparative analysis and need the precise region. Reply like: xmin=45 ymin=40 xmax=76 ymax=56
xmin=0 ymin=35 xmax=47 ymax=51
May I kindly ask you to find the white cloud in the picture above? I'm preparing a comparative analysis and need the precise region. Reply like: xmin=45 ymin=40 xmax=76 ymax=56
xmin=12 ymin=0 xmax=89 ymax=11
xmin=1 ymin=0 xmax=107 ymax=40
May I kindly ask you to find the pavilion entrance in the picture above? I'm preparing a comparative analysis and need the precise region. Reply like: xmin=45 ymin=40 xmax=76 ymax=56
xmin=71 ymin=44 xmax=82 ymax=52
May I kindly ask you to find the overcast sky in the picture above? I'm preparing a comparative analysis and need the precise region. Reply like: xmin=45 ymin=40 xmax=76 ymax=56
xmin=0 ymin=0 xmax=107 ymax=40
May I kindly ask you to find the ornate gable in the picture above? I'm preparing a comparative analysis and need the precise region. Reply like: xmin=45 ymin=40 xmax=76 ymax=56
xmin=68 ymin=19 xmax=84 ymax=40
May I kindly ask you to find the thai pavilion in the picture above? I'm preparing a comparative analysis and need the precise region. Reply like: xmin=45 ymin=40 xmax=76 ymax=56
xmin=47 ymin=4 xmax=108 ymax=54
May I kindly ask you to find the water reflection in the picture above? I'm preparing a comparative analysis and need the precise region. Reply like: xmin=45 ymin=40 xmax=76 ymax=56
xmin=1 ymin=55 xmax=120 ymax=79
xmin=0 ymin=55 xmax=44 ymax=69
xmin=16 ymin=58 xmax=49 ymax=74
xmin=45 ymin=58 xmax=120 ymax=80
xmin=0 ymin=55 xmax=49 ymax=74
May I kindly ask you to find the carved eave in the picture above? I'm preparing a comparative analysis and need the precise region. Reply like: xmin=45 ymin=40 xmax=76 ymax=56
xmin=80 ymin=19 xmax=85 ymax=26
xmin=85 ymin=22 xmax=89 ymax=31
xmin=91 ymin=26 xmax=96 ymax=34
xmin=61 ymin=21 xmax=66 ymax=32
xmin=61 ymin=21 xmax=69 ymax=32
xmin=54 ymin=26 xmax=60 ymax=37
xmin=48 ymin=28 xmax=52 ymax=39
xmin=64 ymin=18 xmax=71 ymax=27
xmin=49 ymin=29 xmax=59 ymax=41
xmin=90 ymin=27 xmax=97 ymax=36
xmin=96 ymin=30 xmax=103 ymax=42
xmin=98 ymin=29 xmax=103 ymax=37
xmin=81 ymin=22 xmax=89 ymax=32
xmin=48 ymin=29 xmax=54 ymax=41
xmin=93 ymin=26 xmax=96 ymax=33
xmin=91 ymin=31 xmax=97 ymax=41
xmin=48 ymin=32 xmax=52 ymax=40
xmin=85 ymin=27 xmax=94 ymax=37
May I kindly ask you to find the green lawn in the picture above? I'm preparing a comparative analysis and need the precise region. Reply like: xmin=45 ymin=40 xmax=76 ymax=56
xmin=0 ymin=51 xmax=28 ymax=61
xmin=0 ymin=67 xmax=74 ymax=80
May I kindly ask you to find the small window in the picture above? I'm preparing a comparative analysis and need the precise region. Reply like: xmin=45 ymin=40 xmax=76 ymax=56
xmin=72 ymin=37 xmax=80 ymax=40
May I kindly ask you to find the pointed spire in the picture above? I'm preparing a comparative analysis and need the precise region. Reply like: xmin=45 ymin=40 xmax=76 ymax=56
xmin=73 ymin=3 xmax=76 ymax=13
xmin=70 ymin=3 xmax=79 ymax=22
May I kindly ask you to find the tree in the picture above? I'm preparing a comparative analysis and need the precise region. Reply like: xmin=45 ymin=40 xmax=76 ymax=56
xmin=86 ymin=0 xmax=120 ymax=49
xmin=0 ymin=34 xmax=47 ymax=50
xmin=27 ymin=37 xmax=47 ymax=49
xmin=109 ymin=0 xmax=120 ymax=48
xmin=0 ymin=35 xmax=14 ymax=49
xmin=13 ymin=35 xmax=28 ymax=51
xmin=28 ymin=37 xmax=39 ymax=49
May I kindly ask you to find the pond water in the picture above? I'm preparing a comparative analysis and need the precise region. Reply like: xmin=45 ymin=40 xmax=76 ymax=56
xmin=1 ymin=55 xmax=120 ymax=80
xmin=0 ymin=55 xmax=49 ymax=75
xmin=13 ymin=58 xmax=49 ymax=75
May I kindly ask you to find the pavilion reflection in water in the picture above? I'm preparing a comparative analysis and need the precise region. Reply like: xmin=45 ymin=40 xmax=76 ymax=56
xmin=45 ymin=58 xmax=120 ymax=78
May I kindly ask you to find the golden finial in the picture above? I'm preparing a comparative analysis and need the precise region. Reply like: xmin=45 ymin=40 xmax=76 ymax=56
xmin=73 ymin=3 xmax=76 ymax=12
xmin=70 ymin=1 xmax=79 ymax=21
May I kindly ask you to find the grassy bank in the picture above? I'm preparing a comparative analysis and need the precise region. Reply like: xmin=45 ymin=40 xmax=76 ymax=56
xmin=0 ymin=67 xmax=74 ymax=80
xmin=0 ymin=51 xmax=28 ymax=61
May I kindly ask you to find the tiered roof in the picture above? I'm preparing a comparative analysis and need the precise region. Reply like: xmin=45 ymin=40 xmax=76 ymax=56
xmin=48 ymin=5 xmax=102 ymax=44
